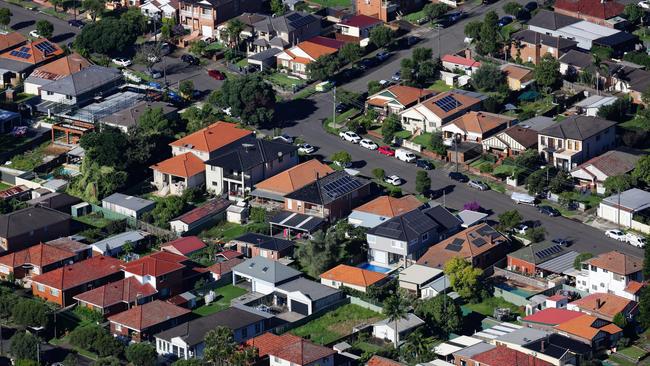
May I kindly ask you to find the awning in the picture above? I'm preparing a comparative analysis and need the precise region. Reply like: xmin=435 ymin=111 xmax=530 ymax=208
xmin=250 ymin=188 xmax=285 ymax=202
xmin=269 ymin=211 xmax=325 ymax=233
xmin=536 ymin=251 xmax=580 ymax=275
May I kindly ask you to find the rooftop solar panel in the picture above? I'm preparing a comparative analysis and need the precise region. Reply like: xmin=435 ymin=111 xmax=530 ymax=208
xmin=446 ymin=243 xmax=463 ymax=252
xmin=434 ymin=95 xmax=462 ymax=113
xmin=472 ymin=238 xmax=487 ymax=247
xmin=35 ymin=41 xmax=57 ymax=55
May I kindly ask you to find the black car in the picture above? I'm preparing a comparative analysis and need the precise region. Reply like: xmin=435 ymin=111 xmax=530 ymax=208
xmin=448 ymin=172 xmax=469 ymax=182
xmin=516 ymin=9 xmax=531 ymax=21
xmin=181 ymin=54 xmax=200 ymax=65
xmin=524 ymin=1 xmax=538 ymax=11
xmin=437 ymin=12 xmax=466 ymax=27
xmin=406 ymin=36 xmax=421 ymax=46
xmin=68 ymin=19 xmax=85 ymax=28
xmin=339 ymin=67 xmax=362 ymax=80
xmin=416 ymin=159 xmax=434 ymax=170
xmin=552 ymin=238 xmax=571 ymax=246
xmin=335 ymin=103 xmax=350 ymax=113
xmin=498 ymin=16 xmax=514 ymax=27
xmin=538 ymin=205 xmax=560 ymax=217
xmin=360 ymin=57 xmax=379 ymax=68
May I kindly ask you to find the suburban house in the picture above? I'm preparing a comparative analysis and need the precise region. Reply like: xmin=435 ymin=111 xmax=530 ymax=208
xmin=554 ymin=314 xmax=622 ymax=350
xmin=178 ymin=0 xmax=263 ymax=38
xmin=399 ymin=91 xmax=483 ymax=134
xmin=0 ymin=243 xmax=76 ymax=282
xmin=510 ymin=29 xmax=577 ymax=65
xmin=575 ymin=251 xmax=644 ymax=301
xmin=246 ymin=332 xmax=336 ymax=366
xmin=417 ymin=223 xmax=509 ymax=270
xmin=31 ymin=255 xmax=124 ymax=306
xmin=0 ymin=39 xmax=64 ymax=87
xmin=372 ymin=313 xmax=425 ymax=344
xmin=46 ymin=237 xmax=92 ymax=261
xmin=169 ymin=122 xmax=254 ymax=161
xmin=441 ymin=111 xmax=516 ymax=144
xmin=367 ymin=356 xmax=406 ymax=366
xmin=0 ymin=32 xmax=26 ymax=54
xmin=250 ymin=159 xmax=334 ymax=207
xmin=232 ymin=256 xmax=302 ymax=294
xmin=0 ymin=206 xmax=71 ymax=253
xmin=140 ymin=0 xmax=178 ymax=19
xmin=355 ymin=0 xmax=416 ymax=22
xmin=39 ymin=65 xmax=122 ymax=106
xmin=320 ymin=264 xmax=388 ymax=293
xmin=335 ymin=14 xmax=383 ymax=46
xmin=27 ymin=192 xmax=82 ymax=213
xmin=160 ymin=236 xmax=207 ymax=256
xmin=228 ymin=233 xmax=294 ymax=260
xmin=102 ymin=100 xmax=178 ymax=132
xmin=482 ymin=125 xmax=538 ymax=157
xmin=398 ymin=264 xmax=444 ymax=297
xmin=154 ymin=306 xmax=272 ymax=360
xmin=275 ymin=36 xmax=346 ymax=79
xmin=572 ymin=95 xmax=618 ymax=117
xmin=570 ymin=148 xmax=643 ymax=194
xmin=102 ymin=193 xmax=155 ymax=219
xmin=522 ymin=308 xmax=585 ymax=330
xmin=24 ymin=53 xmax=90 ymax=95
xmin=366 ymin=204 xmax=462 ymax=268
xmin=207 ymin=257 xmax=244 ymax=282
xmin=554 ymin=0 xmax=624 ymax=27
xmin=109 ymin=299 xmax=191 ymax=342
xmin=567 ymin=293 xmax=638 ymax=322
xmin=559 ymin=49 xmax=599 ymax=76
xmin=245 ymin=11 xmax=322 ymax=55
xmin=169 ymin=198 xmax=231 ymax=235
xmin=506 ymin=242 xmax=567 ymax=276
xmin=502 ymin=64 xmax=534 ymax=90
xmin=420 ymin=274 xmax=452 ymax=299
xmin=441 ymin=52 xmax=481 ymax=75
xmin=597 ymin=188 xmax=650 ymax=232
xmin=273 ymin=277 xmax=344 ymax=315
xmin=151 ymin=152 xmax=205 ymax=196
xmin=122 ymin=251 xmax=193 ymax=299
xmin=90 ymin=230 xmax=150 ymax=257
xmin=611 ymin=67 xmax=650 ymax=104
xmin=365 ymin=85 xmax=434 ymax=117
xmin=468 ymin=345 xmax=554 ymax=366
xmin=282 ymin=170 xmax=373 ymax=221
xmin=537 ymin=115 xmax=616 ymax=170
xmin=73 ymin=277 xmax=158 ymax=316
xmin=348 ymin=195 xmax=424 ymax=228
xmin=205 ymin=139 xmax=299 ymax=199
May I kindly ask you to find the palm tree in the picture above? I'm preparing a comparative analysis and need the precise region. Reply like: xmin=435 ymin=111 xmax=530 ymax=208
xmin=383 ymin=293 xmax=409 ymax=349
xmin=203 ymin=326 xmax=236 ymax=366
xmin=402 ymin=328 xmax=433 ymax=363
xmin=591 ymin=54 xmax=610 ymax=95
xmin=226 ymin=19 xmax=244 ymax=49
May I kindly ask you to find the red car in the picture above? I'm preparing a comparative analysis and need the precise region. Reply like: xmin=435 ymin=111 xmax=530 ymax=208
xmin=208 ymin=69 xmax=226 ymax=80
xmin=378 ymin=146 xmax=395 ymax=156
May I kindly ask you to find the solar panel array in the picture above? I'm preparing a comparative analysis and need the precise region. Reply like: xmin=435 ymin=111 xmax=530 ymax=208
xmin=534 ymin=244 xmax=563 ymax=259
xmin=374 ymin=221 xmax=403 ymax=239
xmin=404 ymin=212 xmax=434 ymax=234
xmin=445 ymin=238 xmax=465 ymax=252
xmin=323 ymin=175 xmax=362 ymax=199
xmin=472 ymin=237 xmax=487 ymax=247
xmin=289 ymin=14 xmax=314 ymax=29
xmin=286 ymin=13 xmax=302 ymax=21
xmin=434 ymin=95 xmax=462 ymax=113
xmin=35 ymin=41 xmax=57 ymax=55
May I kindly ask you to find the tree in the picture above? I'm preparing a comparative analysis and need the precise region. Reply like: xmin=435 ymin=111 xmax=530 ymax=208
xmin=464 ymin=21 xmax=482 ymax=40
xmin=444 ymin=257 xmax=483 ymax=300
xmin=173 ymin=360 xmax=204 ymax=366
xmin=423 ymin=3 xmax=448 ymax=20
xmin=415 ymin=294 xmax=463 ymax=336
xmin=472 ymin=64 xmax=506 ymax=92
xmin=368 ymin=80 xmax=383 ymax=95
xmin=217 ymin=74 xmax=275 ymax=127
xmin=383 ymin=294 xmax=409 ymax=349
xmin=613 ymin=312 xmax=628 ymax=329
xmin=477 ymin=11 xmax=499 ymax=56
xmin=307 ymin=54 xmax=341 ymax=81
xmin=514 ymin=149 xmax=542 ymax=170
xmin=179 ymin=80 xmax=194 ymax=100
xmin=603 ymin=174 xmax=635 ymax=195
xmin=35 ymin=20 xmax=53 ymax=39
xmin=381 ymin=114 xmax=401 ymax=144
xmin=535 ymin=54 xmax=561 ymax=91
xmin=497 ymin=210 xmax=522 ymax=232
xmin=526 ymin=226 xmax=546 ymax=243
xmin=415 ymin=171 xmax=431 ymax=194
xmin=270 ymin=0 xmax=286 ymax=15
xmin=412 ymin=47 xmax=432 ymax=63
xmin=633 ymin=155 xmax=650 ymax=186
xmin=402 ymin=328 xmax=434 ymax=364
xmin=331 ymin=151 xmax=352 ymax=165
xmin=62 ymin=353 xmax=78 ymax=366
xmin=644 ymin=242 xmax=650 ymax=278
xmin=75 ymin=18 xmax=138 ymax=54
xmin=573 ymin=252 xmax=593 ymax=270
xmin=370 ymin=26 xmax=393 ymax=49
xmin=623 ymin=3 xmax=643 ymax=23
xmin=339 ymin=43 xmax=362 ymax=64
xmin=526 ymin=169 xmax=548 ymax=196
xmin=188 ymin=40 xmax=207 ymax=56
xmin=125 ymin=343 xmax=157 ymax=366
xmin=15 ymin=360 xmax=38 ymax=366
xmin=548 ymin=171 xmax=572 ymax=194
xmin=503 ymin=2 xmax=523 ymax=15
xmin=80 ymin=126 xmax=129 ymax=169
xmin=0 ymin=8 xmax=12 ymax=30
xmin=372 ymin=168 xmax=385 ymax=180
xmin=9 ymin=332 xmax=37 ymax=361
xmin=204 ymin=326 xmax=236 ymax=366
xmin=12 ymin=299 xmax=50 ymax=328
xmin=82 ymin=0 xmax=104 ymax=22
xmin=50 ymin=0 xmax=64 ymax=12
xmin=150 ymin=195 xmax=185 ymax=228
xmin=95 ymin=357 xmax=121 ymax=366
xmin=138 ymin=107 xmax=174 ymax=137
xmin=225 ymin=19 xmax=245 ymax=49
xmin=182 ymin=104 xmax=222 ymax=134
xmin=430 ymin=132 xmax=446 ymax=155
xmin=597 ymin=97 xmax=632 ymax=123
xmin=135 ymin=43 xmax=162 ymax=74
xmin=639 ymin=287 xmax=650 ymax=328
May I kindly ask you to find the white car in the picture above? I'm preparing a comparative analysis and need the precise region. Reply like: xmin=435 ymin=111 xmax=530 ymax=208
xmin=29 ymin=30 xmax=41 ymax=38
xmin=384 ymin=175 xmax=403 ymax=186
xmin=298 ymin=143 xmax=315 ymax=154
xmin=122 ymin=70 xmax=142 ymax=83
xmin=626 ymin=233 xmax=647 ymax=248
xmin=112 ymin=57 xmax=132 ymax=67
xmin=360 ymin=138 xmax=378 ymax=150
xmin=513 ymin=224 xmax=528 ymax=235
xmin=147 ymin=55 xmax=161 ymax=63
xmin=339 ymin=131 xmax=361 ymax=143
xmin=273 ymin=134 xmax=294 ymax=144
xmin=639 ymin=0 xmax=650 ymax=9
xmin=605 ymin=229 xmax=627 ymax=241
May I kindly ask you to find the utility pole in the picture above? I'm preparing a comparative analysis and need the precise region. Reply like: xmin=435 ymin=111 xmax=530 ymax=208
xmin=332 ymin=86 xmax=337 ymax=126
xmin=617 ymin=188 xmax=621 ymax=230
xmin=454 ymin=136 xmax=459 ymax=173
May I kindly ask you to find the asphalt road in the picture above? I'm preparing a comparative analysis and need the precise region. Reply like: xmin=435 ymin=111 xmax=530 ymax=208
xmin=1 ymin=0 xmax=79 ymax=45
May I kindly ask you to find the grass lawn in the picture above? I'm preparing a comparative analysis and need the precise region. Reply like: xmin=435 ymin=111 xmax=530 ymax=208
xmin=634 ymin=29 xmax=650 ymax=43
xmin=8 ymin=143 xmax=48 ymax=171
xmin=412 ymin=133 xmax=433 ymax=150
xmin=0 ymin=182 xmax=11 ymax=191
xmin=566 ymin=191 xmax=602 ymax=209
xmin=74 ymin=213 xmax=116 ymax=229
xmin=236 ymin=58 xmax=248 ymax=67
xmin=428 ymin=80 xmax=453 ymax=93
xmin=41 ymin=8 xmax=69 ymax=19
xmin=617 ymin=346 xmax=648 ymax=361
xmin=200 ymin=221 xmax=268 ymax=242
xmin=325 ymin=108 xmax=361 ymax=132
xmin=290 ymin=304 xmax=382 ymax=345
xmin=193 ymin=285 xmax=248 ymax=316
xmin=463 ymin=297 xmax=524 ymax=318
xmin=519 ymin=96 xmax=555 ymax=117
xmin=293 ymin=86 xmax=317 ymax=100
xmin=607 ymin=354 xmax=637 ymax=366
xmin=205 ymin=42 xmax=225 ymax=51
xmin=307 ymin=0 xmax=352 ymax=7
xmin=394 ymin=130 xmax=412 ymax=140
xmin=267 ymin=73 xmax=306 ymax=88
xmin=621 ymin=117 xmax=650 ymax=132
xmin=403 ymin=9 xmax=428 ymax=23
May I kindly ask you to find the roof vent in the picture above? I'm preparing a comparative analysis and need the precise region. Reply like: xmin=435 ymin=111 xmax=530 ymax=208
xmin=242 ymin=143 xmax=255 ymax=152
xmin=262 ymin=266 xmax=269 ymax=272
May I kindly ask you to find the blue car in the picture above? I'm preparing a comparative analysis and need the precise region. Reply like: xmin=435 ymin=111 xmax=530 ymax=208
xmin=498 ymin=16 xmax=514 ymax=27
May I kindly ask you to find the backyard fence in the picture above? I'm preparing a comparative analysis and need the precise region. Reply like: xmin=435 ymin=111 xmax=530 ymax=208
xmin=274 ymin=297 xmax=350 ymax=335
xmin=349 ymin=296 xmax=384 ymax=314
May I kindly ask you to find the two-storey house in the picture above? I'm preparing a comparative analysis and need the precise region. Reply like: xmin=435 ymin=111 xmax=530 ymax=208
xmin=0 ymin=243 xmax=76 ymax=282
xmin=109 ymin=300 xmax=191 ymax=342
xmin=575 ymin=251 xmax=644 ymax=301
xmin=399 ymin=91 xmax=482 ymax=134
xmin=246 ymin=332 xmax=336 ymax=366
xmin=335 ymin=14 xmax=383 ymax=46
xmin=510 ymin=29 xmax=577 ymax=65
xmin=247 ymin=12 xmax=322 ymax=55
xmin=366 ymin=204 xmax=461 ymax=269
xmin=537 ymin=115 xmax=616 ymax=170
xmin=122 ymin=251 xmax=192 ymax=299
xmin=0 ymin=206 xmax=72 ymax=253
xmin=178 ymin=0 xmax=262 ymax=38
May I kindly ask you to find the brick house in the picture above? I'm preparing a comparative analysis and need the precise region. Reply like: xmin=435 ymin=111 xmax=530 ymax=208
xmin=275 ymin=37 xmax=346 ymax=79
xmin=178 ymin=0 xmax=263 ymax=38
xmin=228 ymin=233 xmax=294 ymax=260
xmin=108 ymin=300 xmax=191 ymax=342
xmin=74 ymin=277 xmax=158 ymax=316
xmin=0 ymin=206 xmax=71 ymax=253
xmin=554 ymin=0 xmax=625 ymax=27
xmin=506 ymin=242 xmax=566 ymax=275
xmin=469 ymin=345 xmax=553 ymax=366
xmin=0 ymin=243 xmax=76 ymax=282
xmin=510 ymin=29 xmax=577 ymax=65
xmin=246 ymin=332 xmax=336 ymax=366
xmin=122 ymin=251 xmax=190 ymax=299
xmin=441 ymin=111 xmax=516 ymax=144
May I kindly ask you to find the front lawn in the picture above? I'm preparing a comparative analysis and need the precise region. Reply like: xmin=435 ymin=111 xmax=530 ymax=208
xmin=193 ymin=285 xmax=248 ymax=316
xmin=463 ymin=297 xmax=524 ymax=318
xmin=307 ymin=0 xmax=352 ymax=7
xmin=8 ymin=143 xmax=47 ymax=171
xmin=290 ymin=304 xmax=382 ymax=345
xmin=267 ymin=73 xmax=306 ymax=88
xmin=617 ymin=346 xmax=648 ymax=361
xmin=428 ymin=80 xmax=453 ymax=93
xmin=412 ymin=133 xmax=433 ymax=150
xmin=394 ymin=130 xmax=412 ymax=140
xmin=403 ymin=9 xmax=428 ymax=23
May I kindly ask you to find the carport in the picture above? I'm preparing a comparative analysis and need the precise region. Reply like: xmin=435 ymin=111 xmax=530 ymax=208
xmin=269 ymin=211 xmax=325 ymax=239
xmin=247 ymin=48 xmax=281 ymax=71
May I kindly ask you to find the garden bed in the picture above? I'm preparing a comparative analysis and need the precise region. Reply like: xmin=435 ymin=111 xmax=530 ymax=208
xmin=290 ymin=304 xmax=382 ymax=345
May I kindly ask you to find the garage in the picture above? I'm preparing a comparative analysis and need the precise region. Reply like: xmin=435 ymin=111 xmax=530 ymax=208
xmin=290 ymin=300 xmax=309 ymax=315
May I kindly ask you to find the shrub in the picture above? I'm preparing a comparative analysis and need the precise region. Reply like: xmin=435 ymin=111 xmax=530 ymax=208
xmin=479 ymin=163 xmax=493 ymax=173
xmin=372 ymin=168 xmax=385 ymax=179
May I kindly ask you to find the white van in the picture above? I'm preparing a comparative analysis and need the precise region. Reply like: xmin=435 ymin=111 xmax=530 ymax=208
xmin=395 ymin=148 xmax=417 ymax=163
xmin=627 ymin=233 xmax=647 ymax=248
xmin=511 ymin=192 xmax=537 ymax=206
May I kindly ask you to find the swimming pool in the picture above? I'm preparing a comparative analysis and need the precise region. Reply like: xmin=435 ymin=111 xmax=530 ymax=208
xmin=357 ymin=262 xmax=392 ymax=273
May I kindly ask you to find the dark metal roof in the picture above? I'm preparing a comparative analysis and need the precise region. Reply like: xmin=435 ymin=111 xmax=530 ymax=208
xmin=368 ymin=205 xmax=461 ymax=241
xmin=233 ymin=233 xmax=294 ymax=252
xmin=205 ymin=139 xmax=298 ymax=172
xmin=284 ymin=170 xmax=370 ymax=205
xmin=539 ymin=115 xmax=616 ymax=140
xmin=527 ymin=9 xmax=580 ymax=30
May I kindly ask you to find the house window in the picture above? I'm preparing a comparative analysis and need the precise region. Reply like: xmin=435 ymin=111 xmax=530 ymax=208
xmin=273 ymin=357 xmax=280 ymax=363
xmin=613 ymin=273 xmax=623 ymax=281
xmin=65 ymin=95 xmax=73 ymax=100
xmin=50 ymin=288 xmax=59 ymax=296
xmin=115 ymin=324 xmax=122 ymax=332
xmin=37 ymin=284 xmax=45 ymax=292
xmin=592 ymin=285 xmax=597 ymax=290
xmin=46 ymin=91 xmax=53 ymax=95
xmin=212 ymin=181 xmax=218 ymax=186
xmin=540 ymin=136 xmax=546 ymax=146
xmin=591 ymin=265 xmax=597 ymax=272
xmin=367 ymin=235 xmax=376 ymax=244
xmin=391 ymin=241 xmax=404 ymax=249
xmin=600 ymin=283 xmax=605 ymax=287
xmin=603 ymin=269 xmax=608 ymax=273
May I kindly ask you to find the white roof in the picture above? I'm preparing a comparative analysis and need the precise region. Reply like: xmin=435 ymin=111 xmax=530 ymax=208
xmin=434 ymin=343 xmax=462 ymax=356
xmin=448 ymin=336 xmax=483 ymax=347
xmin=602 ymin=188 xmax=650 ymax=211
xmin=574 ymin=95 xmax=618 ymax=109
xmin=374 ymin=313 xmax=425 ymax=332
xmin=399 ymin=264 xmax=443 ymax=285
xmin=457 ymin=209 xmax=488 ymax=228
xmin=427 ymin=360 xmax=455 ymax=366
xmin=559 ymin=20 xmax=618 ymax=41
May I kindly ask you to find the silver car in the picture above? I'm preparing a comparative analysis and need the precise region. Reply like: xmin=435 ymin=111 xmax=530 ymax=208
xmin=468 ymin=180 xmax=488 ymax=191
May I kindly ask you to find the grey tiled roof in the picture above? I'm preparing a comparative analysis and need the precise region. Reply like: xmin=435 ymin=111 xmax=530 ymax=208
xmin=528 ymin=9 xmax=580 ymax=30
xmin=40 ymin=65 xmax=121 ymax=97
xmin=233 ymin=256 xmax=301 ymax=284
xmin=539 ymin=115 xmax=616 ymax=140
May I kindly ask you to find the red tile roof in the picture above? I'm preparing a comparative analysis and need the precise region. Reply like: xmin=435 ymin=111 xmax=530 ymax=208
xmin=218 ymin=250 xmax=243 ymax=260
xmin=554 ymin=0 xmax=624 ymax=20
xmin=320 ymin=264 xmax=387 ymax=288
xmin=366 ymin=355 xmax=406 ymax=366
xmin=0 ymin=243 xmax=75 ymax=269
xmin=108 ymin=300 xmax=190 ymax=331
xmin=73 ymin=277 xmax=157 ymax=308
xmin=570 ymin=293 xmax=636 ymax=319
xmin=340 ymin=14 xmax=383 ymax=28
xmin=441 ymin=54 xmax=481 ymax=68
xmin=122 ymin=251 xmax=187 ymax=277
xmin=625 ymin=280 xmax=645 ymax=295
xmin=160 ymin=236 xmax=207 ymax=256
xmin=587 ymin=251 xmax=642 ymax=275
xmin=472 ymin=345 xmax=553 ymax=366
xmin=246 ymin=333 xmax=336 ymax=365
xmin=170 ymin=122 xmax=253 ymax=153
xmin=0 ymin=38 xmax=63 ymax=65
xmin=523 ymin=308 xmax=584 ymax=326
xmin=31 ymin=256 xmax=123 ymax=291
xmin=207 ymin=258 xmax=245 ymax=277
xmin=150 ymin=152 xmax=205 ymax=178
xmin=172 ymin=199 xmax=231 ymax=225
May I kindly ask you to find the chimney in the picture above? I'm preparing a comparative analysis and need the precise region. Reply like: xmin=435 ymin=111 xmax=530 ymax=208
xmin=541 ymin=340 xmax=545 ymax=352
xmin=597 ymin=298 xmax=603 ymax=309
xmin=465 ymin=48 xmax=472 ymax=60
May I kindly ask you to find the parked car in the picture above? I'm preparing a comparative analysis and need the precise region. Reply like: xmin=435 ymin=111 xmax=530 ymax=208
xmin=468 ymin=180 xmax=489 ymax=191
xmin=339 ymin=67 xmax=362 ymax=80
xmin=334 ymin=160 xmax=352 ymax=168
xmin=336 ymin=103 xmax=350 ymax=114
xmin=552 ymin=238 xmax=570 ymax=246
xmin=514 ymin=224 xmax=528 ymax=235
xmin=391 ymin=71 xmax=401 ymax=81
xmin=298 ymin=143 xmax=315 ymax=154
xmin=378 ymin=145 xmax=395 ymax=156
xmin=524 ymin=1 xmax=538 ymax=11
xmin=498 ymin=16 xmax=514 ymax=27
xmin=68 ymin=19 xmax=85 ymax=28
xmin=360 ymin=57 xmax=379 ymax=68
xmin=516 ymin=9 xmax=531 ymax=21
xmin=384 ymin=175 xmax=403 ymax=186
xmin=273 ymin=134 xmax=294 ymax=144
xmin=395 ymin=148 xmax=417 ymax=163
xmin=416 ymin=159 xmax=434 ymax=170
xmin=406 ymin=36 xmax=421 ymax=46
xmin=339 ymin=131 xmax=361 ymax=143
xmin=29 ymin=30 xmax=41 ymax=38
xmin=181 ymin=54 xmax=200 ymax=65
xmin=112 ymin=58 xmax=132 ymax=67
xmin=376 ymin=51 xmax=390 ymax=61
xmin=122 ymin=70 xmax=142 ymax=83
xmin=627 ymin=233 xmax=646 ymax=248
xmin=208 ymin=69 xmax=226 ymax=80
xmin=146 ymin=69 xmax=163 ymax=79
xmin=147 ymin=54 xmax=161 ymax=63
xmin=511 ymin=192 xmax=536 ymax=206
xmin=538 ymin=205 xmax=560 ymax=217
xmin=605 ymin=229 xmax=627 ymax=241
xmin=360 ymin=138 xmax=378 ymax=150
xmin=438 ymin=12 xmax=467 ymax=27
xmin=448 ymin=172 xmax=469 ymax=182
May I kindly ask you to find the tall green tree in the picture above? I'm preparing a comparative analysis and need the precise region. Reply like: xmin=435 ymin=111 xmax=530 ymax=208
xmin=423 ymin=3 xmax=448 ymax=20
xmin=204 ymin=326 xmax=236 ymax=366
xmin=370 ymin=26 xmax=393 ymax=49
xmin=497 ymin=210 xmax=522 ymax=232
xmin=138 ymin=107 xmax=174 ymax=137
xmin=217 ymin=74 xmax=275 ymax=127
xmin=603 ymin=174 xmax=635 ymax=195
xmin=82 ymin=0 xmax=105 ymax=22
xmin=644 ymin=243 xmax=650 ymax=278
xmin=633 ymin=155 xmax=650 ymax=186
xmin=125 ymin=343 xmax=157 ymax=366
xmin=402 ymin=328 xmax=434 ymax=364
xmin=339 ymin=43 xmax=362 ymax=64
xmin=381 ymin=114 xmax=401 ymax=143
xmin=270 ymin=0 xmax=286 ymax=15
xmin=75 ymin=18 xmax=138 ymax=54
xmin=503 ymin=2 xmax=522 ymax=15
xmin=535 ymin=54 xmax=561 ymax=91
xmin=415 ymin=170 xmax=431 ymax=194
xmin=0 ymin=8 xmax=12 ymax=30
xmin=35 ymin=20 xmax=54 ymax=39
xmin=623 ymin=3 xmax=643 ymax=23
xmin=639 ymin=287 xmax=650 ymax=328
xmin=464 ymin=21 xmax=482 ymax=40
xmin=477 ymin=11 xmax=499 ymax=55
xmin=415 ymin=294 xmax=463 ymax=335
xmin=471 ymin=63 xmax=506 ymax=92
xmin=383 ymin=294 xmax=409 ymax=349
xmin=9 ymin=332 xmax=37 ymax=361
xmin=444 ymin=257 xmax=483 ymax=300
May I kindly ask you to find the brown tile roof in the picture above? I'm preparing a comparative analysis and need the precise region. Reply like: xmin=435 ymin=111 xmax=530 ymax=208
xmin=625 ymin=280 xmax=645 ymax=295
xmin=503 ymin=64 xmax=533 ymax=81
xmin=150 ymin=152 xmax=205 ymax=178
xmin=444 ymin=111 xmax=515 ymax=136
xmin=417 ymin=224 xmax=508 ymax=269
xmin=555 ymin=0 xmax=624 ymax=19
xmin=46 ymin=237 xmax=89 ymax=253
xmin=554 ymin=314 xmax=622 ymax=340
xmin=246 ymin=333 xmax=336 ymax=365
xmin=420 ymin=91 xmax=482 ymax=119
xmin=320 ymin=264 xmax=387 ymax=288
xmin=160 ymin=236 xmax=207 ymax=256
xmin=0 ymin=38 xmax=63 ymax=65
xmin=31 ymin=255 xmax=123 ymax=291
xmin=207 ymin=258 xmax=245 ymax=277
xmin=586 ymin=251 xmax=642 ymax=275
xmin=0 ymin=32 xmax=26 ymax=52
xmin=366 ymin=355 xmax=406 ymax=366
xmin=502 ymin=125 xmax=539 ymax=148
xmin=108 ymin=300 xmax=190 ymax=331
xmin=471 ymin=345 xmax=553 ymax=366
xmin=298 ymin=36 xmax=345 ymax=60
xmin=170 ymin=122 xmax=252 ymax=153
xmin=254 ymin=159 xmax=335 ymax=196
xmin=570 ymin=293 xmax=636 ymax=320
xmin=30 ymin=53 xmax=90 ymax=81
xmin=570 ymin=148 xmax=642 ymax=178
xmin=0 ymin=243 xmax=75 ymax=269
xmin=353 ymin=195 xmax=423 ymax=218
xmin=383 ymin=85 xmax=434 ymax=107
xmin=73 ymin=277 xmax=157 ymax=308
xmin=122 ymin=251 xmax=187 ymax=277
